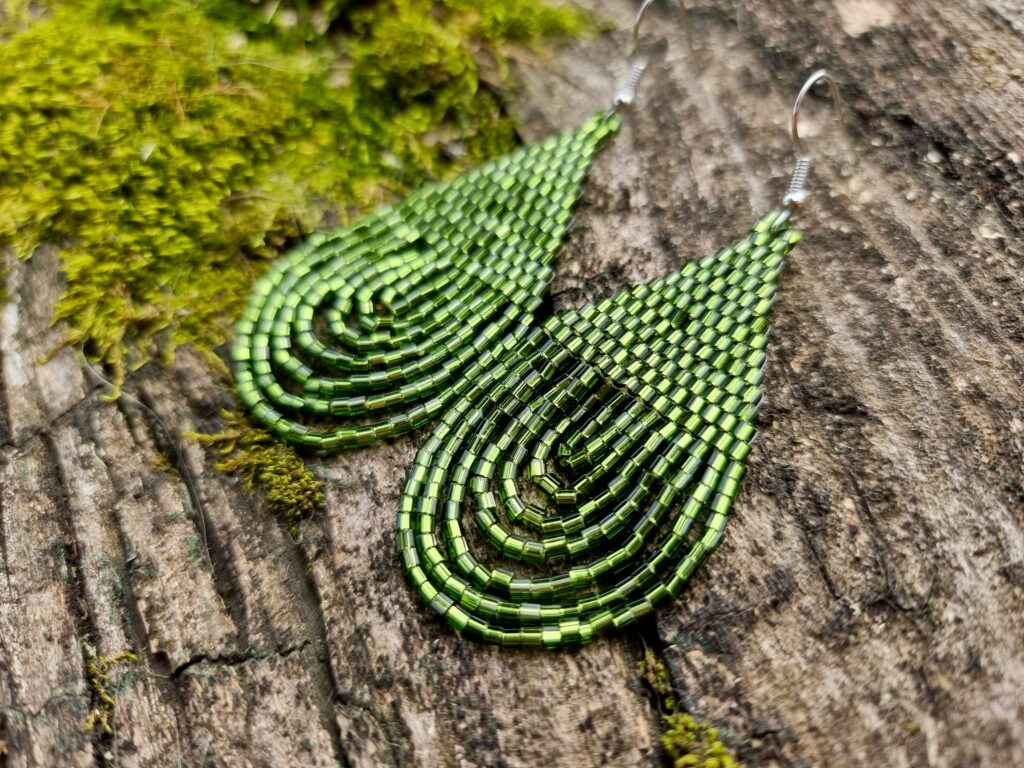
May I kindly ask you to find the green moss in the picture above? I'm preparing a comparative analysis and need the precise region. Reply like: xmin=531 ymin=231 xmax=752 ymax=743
xmin=0 ymin=0 xmax=588 ymax=389
xmin=82 ymin=644 xmax=137 ymax=735
xmin=638 ymin=649 xmax=742 ymax=768
xmin=638 ymin=647 xmax=676 ymax=703
xmin=190 ymin=411 xmax=324 ymax=534
xmin=660 ymin=712 xmax=740 ymax=768
xmin=186 ymin=533 xmax=207 ymax=566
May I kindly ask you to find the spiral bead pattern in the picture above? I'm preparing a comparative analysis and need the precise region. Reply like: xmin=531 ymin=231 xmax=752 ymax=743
xmin=398 ymin=211 xmax=801 ymax=647
xmin=233 ymin=112 xmax=619 ymax=449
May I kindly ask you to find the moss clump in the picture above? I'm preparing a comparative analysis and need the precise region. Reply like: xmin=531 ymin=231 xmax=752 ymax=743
xmin=661 ymin=712 xmax=740 ymax=768
xmin=82 ymin=644 xmax=137 ymax=735
xmin=0 ymin=0 xmax=587 ymax=389
xmin=191 ymin=411 xmax=324 ymax=534
xmin=639 ymin=646 xmax=675 ymax=701
xmin=638 ymin=649 xmax=741 ymax=768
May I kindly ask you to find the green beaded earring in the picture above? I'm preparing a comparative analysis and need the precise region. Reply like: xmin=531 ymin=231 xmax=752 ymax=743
xmin=232 ymin=4 xmax=655 ymax=450
xmin=398 ymin=71 xmax=845 ymax=648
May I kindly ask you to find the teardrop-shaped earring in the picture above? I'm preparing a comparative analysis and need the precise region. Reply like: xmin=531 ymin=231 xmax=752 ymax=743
xmin=398 ymin=71 xmax=846 ymax=647
xmin=232 ymin=3 xmax=655 ymax=450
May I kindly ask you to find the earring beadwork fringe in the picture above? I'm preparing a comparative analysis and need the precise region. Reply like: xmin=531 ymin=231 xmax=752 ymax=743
xmin=232 ymin=1 xmax=657 ymax=449
xmin=397 ymin=70 xmax=844 ymax=648
xmin=232 ymin=113 xmax=618 ymax=449
xmin=398 ymin=212 xmax=799 ymax=647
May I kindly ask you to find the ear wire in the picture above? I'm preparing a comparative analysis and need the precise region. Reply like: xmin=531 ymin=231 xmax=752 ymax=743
xmin=782 ymin=69 xmax=845 ymax=209
xmin=611 ymin=0 xmax=656 ymax=111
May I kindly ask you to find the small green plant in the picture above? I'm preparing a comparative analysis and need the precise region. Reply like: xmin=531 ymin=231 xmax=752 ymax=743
xmin=186 ymin=534 xmax=207 ymax=566
xmin=190 ymin=411 xmax=324 ymax=534
xmin=660 ymin=711 xmax=740 ymax=768
xmin=638 ymin=646 xmax=675 ymax=703
xmin=82 ymin=644 xmax=137 ymax=735
xmin=637 ymin=648 xmax=741 ymax=768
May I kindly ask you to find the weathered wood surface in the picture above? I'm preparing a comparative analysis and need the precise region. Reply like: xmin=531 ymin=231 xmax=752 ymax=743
xmin=2 ymin=1 xmax=1023 ymax=765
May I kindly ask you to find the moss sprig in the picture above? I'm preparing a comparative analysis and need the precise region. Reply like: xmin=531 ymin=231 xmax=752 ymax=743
xmin=637 ymin=648 xmax=741 ymax=768
xmin=190 ymin=411 xmax=324 ymax=535
xmin=82 ymin=644 xmax=137 ymax=736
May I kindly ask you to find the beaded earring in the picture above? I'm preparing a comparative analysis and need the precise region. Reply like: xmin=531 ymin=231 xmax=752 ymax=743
xmin=397 ymin=71 xmax=845 ymax=648
xmin=232 ymin=3 xmax=655 ymax=450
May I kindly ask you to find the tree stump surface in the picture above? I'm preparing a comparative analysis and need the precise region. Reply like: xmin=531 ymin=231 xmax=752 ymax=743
xmin=2 ymin=1 xmax=1022 ymax=766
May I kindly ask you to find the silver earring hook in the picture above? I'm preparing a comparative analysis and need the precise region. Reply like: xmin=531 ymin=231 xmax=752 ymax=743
xmin=791 ymin=70 xmax=844 ymax=154
xmin=630 ymin=0 xmax=655 ymax=58
xmin=611 ymin=0 xmax=656 ymax=112
xmin=783 ymin=69 xmax=845 ymax=209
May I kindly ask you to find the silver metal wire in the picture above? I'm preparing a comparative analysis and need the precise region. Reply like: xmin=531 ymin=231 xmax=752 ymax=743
xmin=630 ymin=0 xmax=655 ymax=57
xmin=612 ymin=59 xmax=650 ymax=109
xmin=611 ymin=0 xmax=656 ymax=110
xmin=783 ymin=156 xmax=813 ymax=207
xmin=783 ymin=70 xmax=844 ymax=209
